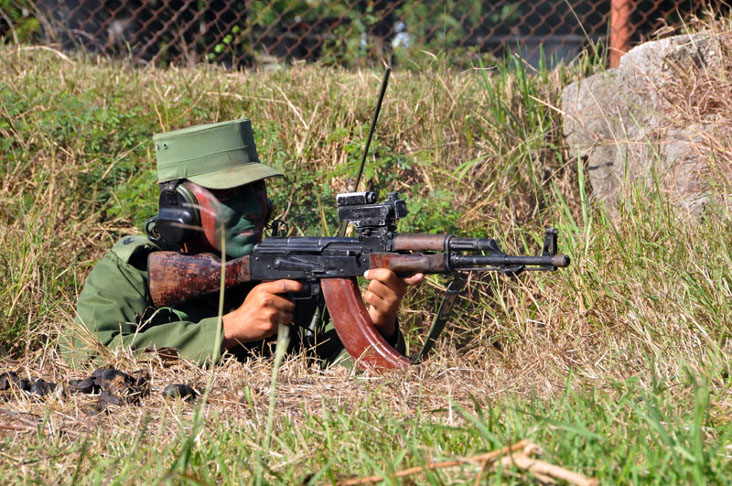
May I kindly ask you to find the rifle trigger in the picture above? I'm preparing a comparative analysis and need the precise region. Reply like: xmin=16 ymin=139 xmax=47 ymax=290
xmin=287 ymin=281 xmax=318 ymax=301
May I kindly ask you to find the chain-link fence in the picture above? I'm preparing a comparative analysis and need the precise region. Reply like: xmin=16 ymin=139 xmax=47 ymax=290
xmin=0 ymin=1 xmax=715 ymax=68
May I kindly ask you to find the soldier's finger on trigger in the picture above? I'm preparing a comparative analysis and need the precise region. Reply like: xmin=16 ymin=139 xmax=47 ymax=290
xmin=283 ymin=279 xmax=304 ymax=293
xmin=269 ymin=294 xmax=296 ymax=312
xmin=262 ymin=279 xmax=303 ymax=294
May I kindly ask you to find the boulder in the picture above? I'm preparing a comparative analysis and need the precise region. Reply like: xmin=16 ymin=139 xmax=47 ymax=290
xmin=562 ymin=32 xmax=731 ymax=217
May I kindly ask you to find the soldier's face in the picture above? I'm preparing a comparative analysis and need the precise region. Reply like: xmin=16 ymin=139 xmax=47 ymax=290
xmin=185 ymin=180 xmax=268 ymax=258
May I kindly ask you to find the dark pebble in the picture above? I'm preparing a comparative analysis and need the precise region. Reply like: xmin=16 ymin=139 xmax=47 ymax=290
xmin=0 ymin=371 xmax=19 ymax=390
xmin=133 ymin=371 xmax=149 ymax=388
xmin=103 ymin=378 xmax=144 ymax=404
xmin=97 ymin=390 xmax=125 ymax=410
xmin=162 ymin=384 xmax=198 ymax=402
xmin=18 ymin=379 xmax=32 ymax=392
xmin=91 ymin=368 xmax=124 ymax=382
xmin=0 ymin=372 xmax=30 ymax=392
xmin=124 ymin=385 xmax=146 ymax=404
xmin=30 ymin=379 xmax=57 ymax=397
xmin=92 ymin=368 xmax=135 ymax=389
xmin=68 ymin=378 xmax=100 ymax=394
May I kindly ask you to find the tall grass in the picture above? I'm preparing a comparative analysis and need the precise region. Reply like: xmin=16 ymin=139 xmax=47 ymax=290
xmin=1 ymin=13 xmax=731 ymax=483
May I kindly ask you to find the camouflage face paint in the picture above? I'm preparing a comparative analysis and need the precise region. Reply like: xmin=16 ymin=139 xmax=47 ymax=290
xmin=186 ymin=180 xmax=268 ymax=258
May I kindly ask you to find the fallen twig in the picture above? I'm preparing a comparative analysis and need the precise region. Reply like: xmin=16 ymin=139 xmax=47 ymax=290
xmin=0 ymin=408 xmax=81 ymax=439
xmin=18 ymin=45 xmax=72 ymax=62
xmin=336 ymin=440 xmax=530 ymax=485
xmin=336 ymin=439 xmax=599 ymax=486
xmin=497 ymin=452 xmax=599 ymax=486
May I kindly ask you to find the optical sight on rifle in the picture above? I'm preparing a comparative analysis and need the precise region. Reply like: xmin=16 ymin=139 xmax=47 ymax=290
xmin=337 ymin=191 xmax=407 ymax=235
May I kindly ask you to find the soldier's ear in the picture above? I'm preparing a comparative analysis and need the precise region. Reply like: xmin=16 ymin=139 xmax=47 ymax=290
xmin=147 ymin=180 xmax=200 ymax=249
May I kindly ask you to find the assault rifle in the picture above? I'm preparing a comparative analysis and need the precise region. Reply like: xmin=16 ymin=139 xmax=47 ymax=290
xmin=148 ymin=191 xmax=570 ymax=370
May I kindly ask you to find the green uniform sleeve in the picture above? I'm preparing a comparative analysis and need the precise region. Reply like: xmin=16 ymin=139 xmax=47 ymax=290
xmin=69 ymin=238 xmax=225 ymax=365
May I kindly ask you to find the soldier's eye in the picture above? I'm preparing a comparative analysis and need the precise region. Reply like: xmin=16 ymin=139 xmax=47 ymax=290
xmin=212 ymin=181 xmax=265 ymax=203
xmin=212 ymin=188 xmax=238 ymax=201
xmin=247 ymin=181 xmax=266 ymax=193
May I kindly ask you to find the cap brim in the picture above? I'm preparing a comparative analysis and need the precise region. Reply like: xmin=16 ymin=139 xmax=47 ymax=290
xmin=186 ymin=162 xmax=283 ymax=189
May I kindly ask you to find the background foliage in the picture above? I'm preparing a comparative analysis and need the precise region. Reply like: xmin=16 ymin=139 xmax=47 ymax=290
xmin=2 ymin=0 xmax=714 ymax=69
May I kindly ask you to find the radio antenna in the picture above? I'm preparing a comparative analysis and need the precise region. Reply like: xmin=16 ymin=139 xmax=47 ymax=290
xmin=337 ymin=66 xmax=391 ymax=237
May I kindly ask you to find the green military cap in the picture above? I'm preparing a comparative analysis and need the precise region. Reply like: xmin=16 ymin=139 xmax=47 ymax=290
xmin=153 ymin=118 xmax=282 ymax=189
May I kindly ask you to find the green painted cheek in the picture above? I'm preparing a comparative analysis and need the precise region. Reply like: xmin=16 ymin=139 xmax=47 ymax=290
xmin=223 ymin=235 xmax=258 ymax=258
xmin=214 ymin=196 xmax=264 ymax=259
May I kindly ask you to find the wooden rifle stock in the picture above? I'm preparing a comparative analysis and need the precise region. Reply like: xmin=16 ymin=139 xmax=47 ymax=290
xmin=148 ymin=252 xmax=252 ymax=308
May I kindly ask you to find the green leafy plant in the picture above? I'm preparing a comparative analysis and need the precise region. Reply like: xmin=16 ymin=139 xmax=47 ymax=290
xmin=0 ymin=0 xmax=40 ymax=42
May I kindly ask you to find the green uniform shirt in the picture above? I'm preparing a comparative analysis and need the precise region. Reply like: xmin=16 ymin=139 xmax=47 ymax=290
xmin=66 ymin=236 xmax=405 ymax=367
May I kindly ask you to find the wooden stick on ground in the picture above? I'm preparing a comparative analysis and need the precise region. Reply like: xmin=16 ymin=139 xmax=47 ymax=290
xmin=497 ymin=452 xmax=599 ymax=486
xmin=336 ymin=440 xmax=530 ymax=486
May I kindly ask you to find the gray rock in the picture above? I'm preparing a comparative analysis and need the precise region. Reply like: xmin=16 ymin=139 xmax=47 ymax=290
xmin=0 ymin=371 xmax=19 ymax=391
xmin=68 ymin=378 xmax=100 ymax=394
xmin=30 ymin=379 xmax=57 ymax=397
xmin=162 ymin=384 xmax=198 ymax=402
xmin=562 ymin=33 xmax=730 ymax=217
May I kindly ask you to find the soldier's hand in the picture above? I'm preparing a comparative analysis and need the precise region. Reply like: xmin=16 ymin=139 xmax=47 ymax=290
xmin=221 ymin=279 xmax=303 ymax=350
xmin=363 ymin=269 xmax=424 ymax=340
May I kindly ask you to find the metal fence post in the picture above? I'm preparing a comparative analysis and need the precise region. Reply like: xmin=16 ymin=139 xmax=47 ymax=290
xmin=610 ymin=0 xmax=633 ymax=68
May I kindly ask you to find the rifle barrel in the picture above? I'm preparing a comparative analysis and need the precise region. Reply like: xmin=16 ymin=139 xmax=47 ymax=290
xmin=450 ymin=253 xmax=570 ymax=269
